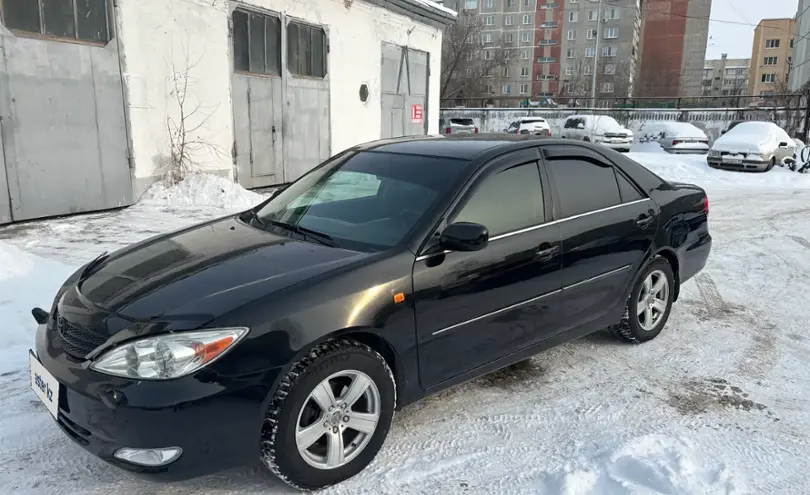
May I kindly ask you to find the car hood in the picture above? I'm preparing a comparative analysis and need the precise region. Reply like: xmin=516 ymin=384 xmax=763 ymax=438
xmin=76 ymin=216 xmax=368 ymax=321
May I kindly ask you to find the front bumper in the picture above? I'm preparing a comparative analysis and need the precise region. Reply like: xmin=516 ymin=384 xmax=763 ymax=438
xmin=597 ymin=140 xmax=633 ymax=151
xmin=33 ymin=323 xmax=277 ymax=481
xmin=706 ymin=156 xmax=769 ymax=171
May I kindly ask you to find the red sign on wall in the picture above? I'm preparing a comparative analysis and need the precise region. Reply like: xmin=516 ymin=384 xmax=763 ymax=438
xmin=411 ymin=104 xmax=423 ymax=124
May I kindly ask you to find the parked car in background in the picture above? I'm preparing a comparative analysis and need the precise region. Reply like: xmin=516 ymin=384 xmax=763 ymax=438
xmin=721 ymin=120 xmax=746 ymax=135
xmin=637 ymin=122 xmax=710 ymax=154
xmin=504 ymin=117 xmax=552 ymax=136
xmin=707 ymin=121 xmax=794 ymax=172
xmin=440 ymin=118 xmax=478 ymax=135
xmin=30 ymin=134 xmax=712 ymax=491
xmin=560 ymin=114 xmax=633 ymax=152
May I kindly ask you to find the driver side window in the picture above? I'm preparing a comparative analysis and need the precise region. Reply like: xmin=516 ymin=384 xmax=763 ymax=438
xmin=453 ymin=162 xmax=544 ymax=237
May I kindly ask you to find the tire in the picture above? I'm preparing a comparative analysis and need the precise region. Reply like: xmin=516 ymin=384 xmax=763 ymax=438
xmin=261 ymin=340 xmax=396 ymax=490
xmin=610 ymin=257 xmax=675 ymax=343
xmin=764 ymin=156 xmax=776 ymax=172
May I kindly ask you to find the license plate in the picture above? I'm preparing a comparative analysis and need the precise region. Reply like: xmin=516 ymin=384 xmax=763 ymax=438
xmin=29 ymin=351 xmax=60 ymax=419
xmin=722 ymin=158 xmax=742 ymax=164
xmin=611 ymin=139 xmax=623 ymax=144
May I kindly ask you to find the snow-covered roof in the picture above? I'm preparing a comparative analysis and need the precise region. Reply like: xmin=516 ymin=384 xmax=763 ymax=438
xmin=368 ymin=0 xmax=457 ymax=28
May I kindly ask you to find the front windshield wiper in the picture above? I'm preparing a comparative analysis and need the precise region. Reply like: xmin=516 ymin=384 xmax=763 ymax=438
xmin=244 ymin=209 xmax=265 ymax=227
xmin=264 ymin=219 xmax=336 ymax=247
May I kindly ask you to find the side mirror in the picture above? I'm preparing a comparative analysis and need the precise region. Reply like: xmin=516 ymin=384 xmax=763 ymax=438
xmin=576 ymin=123 xmax=585 ymax=129
xmin=440 ymin=222 xmax=488 ymax=252
xmin=721 ymin=130 xmax=726 ymax=135
xmin=778 ymin=141 xmax=789 ymax=147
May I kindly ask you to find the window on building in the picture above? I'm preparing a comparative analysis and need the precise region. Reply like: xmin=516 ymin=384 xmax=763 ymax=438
xmin=569 ymin=11 xmax=578 ymax=22
xmin=568 ymin=30 xmax=576 ymax=40
xmin=790 ymin=38 xmax=795 ymax=48
xmin=604 ymin=7 xmax=619 ymax=19
xmin=761 ymin=73 xmax=776 ymax=83
xmin=483 ymin=15 xmax=495 ymax=25
xmin=506 ymin=0 xmax=515 ymax=6
xmin=1 ymin=0 xmax=113 ymax=43
xmin=525 ymin=0 xmax=533 ymax=5
xmin=484 ymin=50 xmax=494 ymax=60
xmin=588 ymin=10 xmax=598 ymax=21
xmin=466 ymin=68 xmax=472 ymax=77
xmin=765 ymin=39 xmax=780 ymax=48
xmin=505 ymin=15 xmax=514 ymax=25
xmin=584 ymin=64 xmax=592 ymax=75
xmin=604 ymin=63 xmax=616 ymax=74
xmin=760 ymin=90 xmax=775 ymax=96
xmin=503 ymin=67 xmax=510 ymax=77
xmin=485 ymin=84 xmax=494 ymax=93
xmin=523 ymin=14 xmax=531 ymax=24
xmin=600 ymin=82 xmax=614 ymax=93
xmin=604 ymin=27 xmax=618 ymax=39
xmin=567 ymin=48 xmax=575 ymax=58
xmin=520 ymin=83 xmax=529 ymax=94
xmin=505 ymin=33 xmax=514 ymax=43
xmin=586 ymin=29 xmax=597 ymax=39
xmin=484 ymin=0 xmax=494 ymax=7
xmin=565 ymin=65 xmax=575 ymax=75
xmin=521 ymin=49 xmax=530 ymax=59
xmin=465 ymin=0 xmax=478 ymax=9
xmin=570 ymin=0 xmax=578 ymax=3
xmin=521 ymin=66 xmax=529 ymax=76
xmin=586 ymin=47 xmax=595 ymax=57
xmin=287 ymin=21 xmax=327 ymax=77
xmin=602 ymin=45 xmax=617 ymax=57
xmin=234 ymin=10 xmax=283 ymax=75
xmin=763 ymin=56 xmax=777 ymax=66
xmin=466 ymin=52 xmax=474 ymax=61
xmin=522 ymin=31 xmax=531 ymax=42
xmin=503 ymin=84 xmax=512 ymax=94
xmin=482 ymin=33 xmax=493 ymax=43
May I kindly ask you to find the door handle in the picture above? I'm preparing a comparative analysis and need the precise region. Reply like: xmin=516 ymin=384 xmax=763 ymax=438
xmin=536 ymin=243 xmax=560 ymax=259
xmin=636 ymin=213 xmax=654 ymax=228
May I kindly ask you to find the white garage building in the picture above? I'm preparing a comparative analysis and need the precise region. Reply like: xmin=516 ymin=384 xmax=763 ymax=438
xmin=0 ymin=0 xmax=455 ymax=224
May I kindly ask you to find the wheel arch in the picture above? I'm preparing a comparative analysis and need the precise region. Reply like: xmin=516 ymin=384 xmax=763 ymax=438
xmin=651 ymin=247 xmax=680 ymax=301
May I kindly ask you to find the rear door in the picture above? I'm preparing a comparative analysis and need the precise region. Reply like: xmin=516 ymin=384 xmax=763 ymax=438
xmin=542 ymin=144 xmax=657 ymax=334
xmin=414 ymin=149 xmax=562 ymax=388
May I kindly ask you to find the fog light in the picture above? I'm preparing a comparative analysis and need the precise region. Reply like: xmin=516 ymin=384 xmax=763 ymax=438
xmin=113 ymin=447 xmax=182 ymax=467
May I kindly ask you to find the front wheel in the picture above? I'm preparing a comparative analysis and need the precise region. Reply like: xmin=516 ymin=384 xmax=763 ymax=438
xmin=261 ymin=340 xmax=396 ymax=490
xmin=611 ymin=258 xmax=675 ymax=343
xmin=764 ymin=156 xmax=776 ymax=172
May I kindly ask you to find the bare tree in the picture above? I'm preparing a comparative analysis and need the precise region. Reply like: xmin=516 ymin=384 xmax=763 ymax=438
xmin=559 ymin=53 xmax=631 ymax=106
xmin=440 ymin=13 xmax=514 ymax=103
xmin=161 ymin=42 xmax=226 ymax=185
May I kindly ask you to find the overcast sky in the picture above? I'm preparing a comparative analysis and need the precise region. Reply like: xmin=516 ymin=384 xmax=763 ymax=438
xmin=707 ymin=0 xmax=799 ymax=59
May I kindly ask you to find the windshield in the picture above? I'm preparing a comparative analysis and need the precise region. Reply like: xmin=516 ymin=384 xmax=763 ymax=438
xmin=252 ymin=151 xmax=468 ymax=251
xmin=450 ymin=118 xmax=475 ymax=126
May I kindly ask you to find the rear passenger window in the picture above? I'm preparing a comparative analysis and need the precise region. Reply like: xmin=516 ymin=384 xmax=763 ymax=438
xmin=548 ymin=159 xmax=620 ymax=218
xmin=454 ymin=162 xmax=543 ymax=236
xmin=616 ymin=172 xmax=643 ymax=202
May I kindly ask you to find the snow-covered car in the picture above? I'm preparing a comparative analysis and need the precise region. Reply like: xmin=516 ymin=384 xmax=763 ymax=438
xmin=560 ymin=114 xmax=633 ymax=152
xmin=637 ymin=122 xmax=709 ymax=154
xmin=707 ymin=121 xmax=795 ymax=172
xmin=439 ymin=117 xmax=478 ymax=135
xmin=504 ymin=117 xmax=552 ymax=136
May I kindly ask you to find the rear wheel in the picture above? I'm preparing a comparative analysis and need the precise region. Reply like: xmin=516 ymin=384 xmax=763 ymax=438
xmin=611 ymin=258 xmax=675 ymax=343
xmin=261 ymin=340 xmax=396 ymax=490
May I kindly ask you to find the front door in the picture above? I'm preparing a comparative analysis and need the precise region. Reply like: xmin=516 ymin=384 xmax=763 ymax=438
xmin=542 ymin=144 xmax=657 ymax=334
xmin=413 ymin=149 xmax=562 ymax=388
xmin=381 ymin=42 xmax=429 ymax=138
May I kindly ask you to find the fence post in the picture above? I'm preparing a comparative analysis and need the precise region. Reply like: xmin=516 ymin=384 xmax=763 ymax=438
xmin=804 ymin=93 xmax=810 ymax=142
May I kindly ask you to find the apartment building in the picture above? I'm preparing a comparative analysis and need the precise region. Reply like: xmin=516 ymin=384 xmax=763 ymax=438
xmin=702 ymin=54 xmax=750 ymax=97
xmin=789 ymin=0 xmax=810 ymax=91
xmin=749 ymin=18 xmax=796 ymax=97
xmin=445 ymin=0 xmax=563 ymax=102
xmin=637 ymin=0 xmax=712 ymax=97
xmin=559 ymin=0 xmax=643 ymax=99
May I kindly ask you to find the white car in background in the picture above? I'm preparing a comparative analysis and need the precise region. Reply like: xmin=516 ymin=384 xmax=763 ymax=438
xmin=560 ymin=114 xmax=633 ymax=152
xmin=707 ymin=121 xmax=795 ymax=172
xmin=637 ymin=122 xmax=710 ymax=154
xmin=504 ymin=117 xmax=552 ymax=136
xmin=439 ymin=117 xmax=478 ymax=135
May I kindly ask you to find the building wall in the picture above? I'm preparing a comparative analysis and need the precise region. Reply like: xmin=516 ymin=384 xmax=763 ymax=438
xmin=702 ymin=55 xmax=749 ymax=97
xmin=533 ymin=0 xmax=563 ymax=97
xmin=118 ymin=0 xmax=446 ymax=194
xmin=790 ymin=0 xmax=810 ymax=91
xmin=748 ymin=18 xmax=795 ymax=96
xmin=559 ymin=0 xmax=641 ymax=99
xmin=679 ymin=0 xmax=711 ymax=97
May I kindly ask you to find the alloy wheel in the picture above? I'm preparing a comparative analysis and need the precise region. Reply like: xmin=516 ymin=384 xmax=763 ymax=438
xmin=295 ymin=370 xmax=381 ymax=470
xmin=637 ymin=270 xmax=669 ymax=331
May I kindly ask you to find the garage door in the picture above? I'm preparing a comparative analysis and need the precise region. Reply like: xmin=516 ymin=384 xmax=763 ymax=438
xmin=0 ymin=0 xmax=132 ymax=224
xmin=381 ymin=42 xmax=429 ymax=139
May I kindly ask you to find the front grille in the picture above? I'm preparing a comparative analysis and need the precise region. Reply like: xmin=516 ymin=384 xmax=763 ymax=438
xmin=604 ymin=132 xmax=628 ymax=138
xmin=56 ymin=315 xmax=107 ymax=359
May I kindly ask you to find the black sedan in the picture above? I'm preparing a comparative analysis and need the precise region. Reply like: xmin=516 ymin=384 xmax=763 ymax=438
xmin=29 ymin=135 xmax=712 ymax=490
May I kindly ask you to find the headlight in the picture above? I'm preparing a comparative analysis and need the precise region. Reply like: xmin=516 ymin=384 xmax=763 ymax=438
xmin=90 ymin=328 xmax=248 ymax=379
xmin=708 ymin=150 xmax=720 ymax=157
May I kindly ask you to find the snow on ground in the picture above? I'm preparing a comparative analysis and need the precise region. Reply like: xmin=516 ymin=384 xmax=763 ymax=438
xmin=2 ymin=155 xmax=810 ymax=494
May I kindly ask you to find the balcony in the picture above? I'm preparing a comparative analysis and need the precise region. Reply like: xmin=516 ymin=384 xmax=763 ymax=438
xmin=538 ymin=39 xmax=558 ymax=46
xmin=540 ymin=21 xmax=559 ymax=28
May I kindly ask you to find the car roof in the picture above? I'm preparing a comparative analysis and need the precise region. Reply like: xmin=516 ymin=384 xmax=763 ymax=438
xmin=354 ymin=134 xmax=554 ymax=160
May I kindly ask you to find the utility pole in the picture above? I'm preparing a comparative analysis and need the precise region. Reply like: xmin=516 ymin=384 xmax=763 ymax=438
xmin=590 ymin=0 xmax=603 ymax=104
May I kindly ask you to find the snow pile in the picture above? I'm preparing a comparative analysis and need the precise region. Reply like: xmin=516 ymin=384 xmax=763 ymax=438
xmin=0 ymin=241 xmax=75 ymax=350
xmin=537 ymin=434 xmax=748 ymax=495
xmin=139 ymin=173 xmax=265 ymax=209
